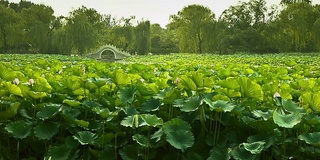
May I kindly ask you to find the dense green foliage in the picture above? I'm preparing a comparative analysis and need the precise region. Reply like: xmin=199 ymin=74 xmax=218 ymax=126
xmin=1 ymin=0 xmax=320 ymax=54
xmin=1 ymin=54 xmax=320 ymax=159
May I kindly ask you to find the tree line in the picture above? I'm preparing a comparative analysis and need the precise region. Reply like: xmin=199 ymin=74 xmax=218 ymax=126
xmin=0 ymin=0 xmax=320 ymax=55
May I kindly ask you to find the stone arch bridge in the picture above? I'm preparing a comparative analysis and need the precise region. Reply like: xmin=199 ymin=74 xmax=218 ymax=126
xmin=86 ymin=44 xmax=131 ymax=61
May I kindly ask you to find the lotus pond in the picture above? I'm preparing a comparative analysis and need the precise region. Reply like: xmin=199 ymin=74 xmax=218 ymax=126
xmin=1 ymin=53 xmax=320 ymax=160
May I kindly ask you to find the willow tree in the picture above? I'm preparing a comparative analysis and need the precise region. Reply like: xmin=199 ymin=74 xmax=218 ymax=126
xmin=21 ymin=4 xmax=55 ymax=53
xmin=66 ymin=6 xmax=102 ymax=55
xmin=168 ymin=4 xmax=215 ymax=53
xmin=0 ymin=5 xmax=19 ymax=52
xmin=278 ymin=2 xmax=318 ymax=52
xmin=134 ymin=20 xmax=150 ymax=55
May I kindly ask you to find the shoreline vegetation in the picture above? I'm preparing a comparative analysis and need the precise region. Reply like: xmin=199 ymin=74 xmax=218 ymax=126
xmin=1 ymin=0 xmax=320 ymax=55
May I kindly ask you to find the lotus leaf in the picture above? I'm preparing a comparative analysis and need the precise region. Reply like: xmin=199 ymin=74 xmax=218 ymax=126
xmin=5 ymin=121 xmax=31 ymax=139
xmin=273 ymin=110 xmax=302 ymax=128
xmin=118 ymin=85 xmax=137 ymax=105
xmin=34 ymin=121 xmax=60 ymax=140
xmin=47 ymin=145 xmax=71 ymax=160
xmin=298 ymin=132 xmax=320 ymax=146
xmin=36 ymin=104 xmax=61 ymax=120
xmin=166 ymin=130 xmax=194 ymax=152
xmin=73 ymin=131 xmax=98 ymax=145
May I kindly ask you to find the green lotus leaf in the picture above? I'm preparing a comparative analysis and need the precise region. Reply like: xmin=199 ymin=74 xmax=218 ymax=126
xmin=47 ymin=145 xmax=71 ymax=160
xmin=62 ymin=76 xmax=81 ymax=91
xmin=119 ymin=145 xmax=139 ymax=160
xmin=0 ymin=89 xmax=7 ymax=97
xmin=204 ymin=98 xmax=235 ymax=113
xmin=119 ymin=106 xmax=139 ymax=116
xmin=190 ymin=72 xmax=204 ymax=87
xmin=166 ymin=130 xmax=194 ymax=152
xmin=36 ymin=104 xmax=61 ymax=120
xmin=63 ymin=99 xmax=81 ymax=108
xmin=140 ymin=114 xmax=163 ymax=127
xmin=231 ymin=146 xmax=257 ymax=160
xmin=142 ymin=72 xmax=155 ymax=80
xmin=163 ymin=118 xmax=192 ymax=134
xmin=155 ymin=78 xmax=169 ymax=89
xmin=75 ymin=119 xmax=89 ymax=128
xmin=303 ymin=114 xmax=320 ymax=126
xmin=282 ymin=99 xmax=306 ymax=114
xmin=133 ymin=134 xmax=148 ymax=147
xmin=243 ymin=141 xmax=265 ymax=154
xmin=219 ymin=88 xmax=241 ymax=98
xmin=32 ymin=77 xmax=52 ymax=92
xmin=64 ymin=136 xmax=79 ymax=149
xmin=5 ymin=121 xmax=31 ymax=139
xmin=252 ymin=109 xmax=273 ymax=121
xmin=87 ymin=77 xmax=109 ymax=88
xmin=151 ymin=128 xmax=164 ymax=142
xmin=19 ymin=108 xmax=33 ymax=119
xmin=28 ymin=91 xmax=47 ymax=99
xmin=141 ymin=98 xmax=161 ymax=112
xmin=72 ymin=88 xmax=89 ymax=96
xmin=208 ymin=146 xmax=231 ymax=160
xmin=136 ymin=83 xmax=156 ymax=96
xmin=132 ymin=63 xmax=147 ymax=71
xmin=93 ymin=107 xmax=111 ymax=119
xmin=298 ymin=132 xmax=320 ymax=146
xmin=82 ymin=100 xmax=103 ymax=109
xmin=174 ymin=96 xmax=202 ymax=112
xmin=118 ymin=85 xmax=137 ymax=105
xmin=0 ymin=66 xmax=15 ymax=81
xmin=4 ymin=82 xmax=23 ymax=96
xmin=34 ymin=121 xmax=60 ymax=140
xmin=73 ymin=131 xmax=98 ymax=145
xmin=237 ymin=77 xmax=263 ymax=101
xmin=299 ymin=92 xmax=320 ymax=113
xmin=179 ymin=75 xmax=197 ymax=90
xmin=219 ymin=78 xmax=239 ymax=90
xmin=163 ymin=88 xmax=181 ymax=104
xmin=121 ymin=115 xmax=144 ymax=128
xmin=0 ymin=102 xmax=20 ymax=120
xmin=113 ymin=69 xmax=131 ymax=86
xmin=273 ymin=110 xmax=302 ymax=128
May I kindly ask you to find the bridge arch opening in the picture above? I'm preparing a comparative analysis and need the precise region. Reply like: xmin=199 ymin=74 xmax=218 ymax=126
xmin=100 ymin=49 xmax=116 ymax=61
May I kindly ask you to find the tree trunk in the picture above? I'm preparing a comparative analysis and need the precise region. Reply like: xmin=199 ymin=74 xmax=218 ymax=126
xmin=197 ymin=33 xmax=202 ymax=54
xmin=1 ymin=26 xmax=8 ymax=52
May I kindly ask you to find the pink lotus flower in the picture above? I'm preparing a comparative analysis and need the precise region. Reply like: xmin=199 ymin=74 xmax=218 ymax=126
xmin=13 ymin=78 xmax=19 ymax=85
xmin=28 ymin=79 xmax=35 ymax=86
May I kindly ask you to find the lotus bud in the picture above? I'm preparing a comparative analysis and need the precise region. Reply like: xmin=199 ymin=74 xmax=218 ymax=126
xmin=82 ymin=64 xmax=86 ymax=74
xmin=13 ymin=78 xmax=19 ymax=85
xmin=28 ymin=79 xmax=35 ymax=86
xmin=273 ymin=92 xmax=281 ymax=98
xmin=174 ymin=77 xmax=180 ymax=84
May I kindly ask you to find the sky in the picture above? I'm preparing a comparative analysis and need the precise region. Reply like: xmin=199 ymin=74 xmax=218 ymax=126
xmin=8 ymin=0 xmax=320 ymax=27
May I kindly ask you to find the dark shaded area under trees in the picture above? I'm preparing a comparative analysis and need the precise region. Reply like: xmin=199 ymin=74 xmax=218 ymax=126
xmin=1 ymin=0 xmax=320 ymax=55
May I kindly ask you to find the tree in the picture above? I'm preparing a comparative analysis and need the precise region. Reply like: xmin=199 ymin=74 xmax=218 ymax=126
xmin=134 ymin=20 xmax=151 ymax=55
xmin=66 ymin=6 xmax=103 ymax=55
xmin=0 ymin=5 xmax=19 ymax=52
xmin=21 ymin=4 xmax=55 ymax=53
xmin=278 ymin=2 xmax=318 ymax=51
xmin=107 ymin=16 xmax=135 ymax=52
xmin=168 ymin=4 xmax=215 ymax=53
xmin=281 ymin=0 xmax=312 ymax=5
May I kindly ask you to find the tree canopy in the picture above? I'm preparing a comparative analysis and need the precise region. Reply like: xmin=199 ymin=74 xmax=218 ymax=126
xmin=1 ymin=0 xmax=320 ymax=54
